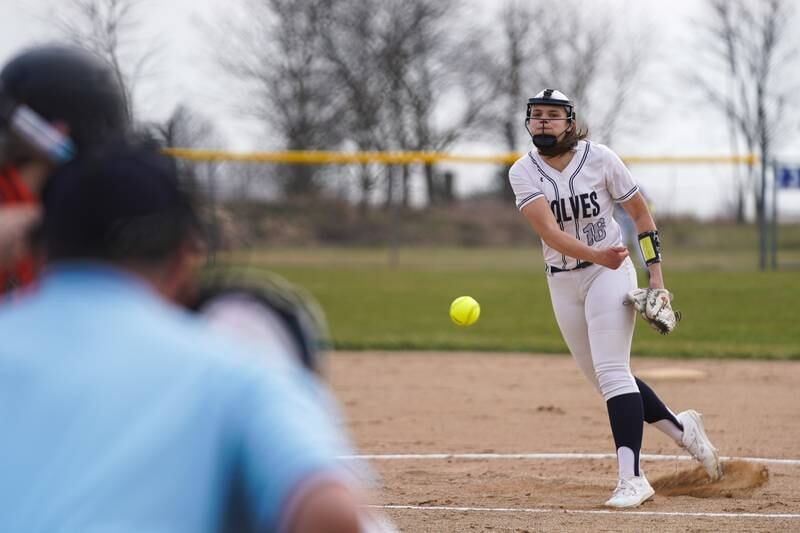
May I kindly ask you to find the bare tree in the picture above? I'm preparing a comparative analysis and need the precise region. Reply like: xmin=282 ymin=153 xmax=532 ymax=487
xmin=473 ymin=1 xmax=541 ymax=198
xmin=529 ymin=5 xmax=610 ymax=115
xmin=474 ymin=0 xmax=653 ymax=197
xmin=589 ymin=28 xmax=652 ymax=146
xmin=154 ymin=104 xmax=222 ymax=196
xmin=156 ymin=106 xmax=217 ymax=149
xmin=693 ymin=0 xmax=796 ymax=236
xmin=496 ymin=2 xmax=534 ymax=156
xmin=315 ymin=0 xmax=395 ymax=210
xmin=149 ymin=105 xmax=229 ymax=251
xmin=218 ymin=0 xmax=487 ymax=206
xmin=224 ymin=162 xmax=281 ymax=202
xmin=216 ymin=0 xmax=344 ymax=199
xmin=389 ymin=0 xmax=495 ymax=205
xmin=53 ymin=0 xmax=159 ymax=121
xmin=312 ymin=0 xmax=489 ymax=207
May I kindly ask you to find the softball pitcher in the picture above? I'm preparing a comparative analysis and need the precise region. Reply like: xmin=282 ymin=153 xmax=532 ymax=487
xmin=509 ymin=89 xmax=723 ymax=508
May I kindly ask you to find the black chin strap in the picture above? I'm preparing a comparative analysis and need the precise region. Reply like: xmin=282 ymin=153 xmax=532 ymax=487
xmin=526 ymin=119 xmax=572 ymax=151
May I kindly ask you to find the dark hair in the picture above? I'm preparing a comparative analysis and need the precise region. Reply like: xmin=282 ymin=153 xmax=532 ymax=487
xmin=41 ymin=140 xmax=201 ymax=264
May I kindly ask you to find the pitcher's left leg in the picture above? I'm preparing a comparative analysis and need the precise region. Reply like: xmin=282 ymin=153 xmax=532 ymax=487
xmin=585 ymin=260 xmax=653 ymax=507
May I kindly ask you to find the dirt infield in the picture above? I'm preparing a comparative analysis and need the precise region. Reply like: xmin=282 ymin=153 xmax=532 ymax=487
xmin=327 ymin=352 xmax=800 ymax=532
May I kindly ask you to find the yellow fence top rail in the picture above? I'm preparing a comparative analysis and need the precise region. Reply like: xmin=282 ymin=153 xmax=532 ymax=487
xmin=163 ymin=148 xmax=758 ymax=166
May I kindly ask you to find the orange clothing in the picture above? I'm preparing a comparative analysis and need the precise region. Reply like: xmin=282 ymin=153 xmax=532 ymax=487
xmin=0 ymin=165 xmax=38 ymax=294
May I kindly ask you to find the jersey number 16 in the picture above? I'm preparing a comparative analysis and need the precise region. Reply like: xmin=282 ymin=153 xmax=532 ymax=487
xmin=582 ymin=218 xmax=607 ymax=246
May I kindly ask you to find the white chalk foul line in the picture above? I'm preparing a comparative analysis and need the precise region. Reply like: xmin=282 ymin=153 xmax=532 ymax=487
xmin=343 ymin=452 xmax=800 ymax=466
xmin=368 ymin=504 xmax=800 ymax=520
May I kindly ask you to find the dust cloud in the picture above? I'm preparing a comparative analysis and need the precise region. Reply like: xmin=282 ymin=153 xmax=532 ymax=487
xmin=652 ymin=460 xmax=769 ymax=498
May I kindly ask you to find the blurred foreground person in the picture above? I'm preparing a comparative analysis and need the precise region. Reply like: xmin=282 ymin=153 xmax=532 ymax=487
xmin=188 ymin=267 xmax=397 ymax=532
xmin=0 ymin=142 xmax=364 ymax=533
xmin=0 ymin=44 xmax=130 ymax=296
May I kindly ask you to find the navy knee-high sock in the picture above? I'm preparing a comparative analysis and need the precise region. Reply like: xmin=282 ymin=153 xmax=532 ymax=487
xmin=606 ymin=392 xmax=644 ymax=477
xmin=635 ymin=377 xmax=682 ymax=429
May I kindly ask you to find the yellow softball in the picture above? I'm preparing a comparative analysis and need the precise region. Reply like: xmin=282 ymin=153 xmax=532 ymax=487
xmin=449 ymin=296 xmax=480 ymax=326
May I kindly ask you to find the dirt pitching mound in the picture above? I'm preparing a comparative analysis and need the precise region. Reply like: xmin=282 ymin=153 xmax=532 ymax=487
xmin=635 ymin=367 xmax=708 ymax=381
xmin=652 ymin=460 xmax=769 ymax=498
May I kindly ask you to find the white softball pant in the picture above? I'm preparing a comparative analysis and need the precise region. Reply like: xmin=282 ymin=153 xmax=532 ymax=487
xmin=546 ymin=257 xmax=639 ymax=401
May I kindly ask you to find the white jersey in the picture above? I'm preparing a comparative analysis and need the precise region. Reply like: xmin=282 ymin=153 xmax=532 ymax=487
xmin=508 ymin=140 xmax=638 ymax=270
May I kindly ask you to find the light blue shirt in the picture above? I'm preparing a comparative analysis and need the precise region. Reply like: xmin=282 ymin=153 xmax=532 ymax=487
xmin=0 ymin=264 xmax=351 ymax=533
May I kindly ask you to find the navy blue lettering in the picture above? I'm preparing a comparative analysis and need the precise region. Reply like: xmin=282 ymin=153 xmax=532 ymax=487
xmin=560 ymin=198 xmax=573 ymax=222
xmin=590 ymin=191 xmax=600 ymax=216
xmin=550 ymin=200 xmax=562 ymax=224
xmin=569 ymin=196 xmax=581 ymax=219
xmin=580 ymin=193 xmax=593 ymax=219
xmin=554 ymin=192 xmax=602 ymax=224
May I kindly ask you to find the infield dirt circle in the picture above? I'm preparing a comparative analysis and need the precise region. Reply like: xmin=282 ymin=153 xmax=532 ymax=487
xmin=328 ymin=352 xmax=800 ymax=532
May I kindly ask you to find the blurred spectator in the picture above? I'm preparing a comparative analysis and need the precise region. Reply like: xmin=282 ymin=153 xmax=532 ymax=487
xmin=0 ymin=142 xmax=365 ymax=533
xmin=0 ymin=44 xmax=130 ymax=297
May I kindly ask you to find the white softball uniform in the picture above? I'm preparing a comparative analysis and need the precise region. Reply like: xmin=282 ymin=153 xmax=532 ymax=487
xmin=510 ymin=140 xmax=638 ymax=270
xmin=509 ymin=140 xmax=641 ymax=400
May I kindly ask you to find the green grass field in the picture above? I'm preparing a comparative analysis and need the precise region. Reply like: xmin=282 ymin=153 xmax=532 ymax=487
xmin=216 ymin=246 xmax=800 ymax=360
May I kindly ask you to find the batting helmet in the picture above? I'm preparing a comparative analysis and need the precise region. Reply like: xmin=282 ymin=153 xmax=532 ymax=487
xmin=0 ymin=45 xmax=130 ymax=164
xmin=526 ymin=89 xmax=575 ymax=123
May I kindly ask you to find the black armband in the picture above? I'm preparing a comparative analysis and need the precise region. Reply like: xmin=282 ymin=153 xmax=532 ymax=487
xmin=638 ymin=230 xmax=662 ymax=265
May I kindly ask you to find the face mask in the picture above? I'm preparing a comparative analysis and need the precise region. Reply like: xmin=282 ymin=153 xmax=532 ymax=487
xmin=532 ymin=134 xmax=558 ymax=149
xmin=533 ymin=126 xmax=579 ymax=157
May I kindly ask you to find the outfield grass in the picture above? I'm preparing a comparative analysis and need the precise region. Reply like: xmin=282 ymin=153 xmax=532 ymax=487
xmin=218 ymin=247 xmax=800 ymax=360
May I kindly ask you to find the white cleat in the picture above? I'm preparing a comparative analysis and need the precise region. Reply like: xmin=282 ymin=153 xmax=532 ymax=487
xmin=677 ymin=409 xmax=723 ymax=481
xmin=604 ymin=475 xmax=655 ymax=508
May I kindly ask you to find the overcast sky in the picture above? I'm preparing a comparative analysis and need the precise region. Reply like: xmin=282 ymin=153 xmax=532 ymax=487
xmin=2 ymin=0 xmax=799 ymax=219
xmin=0 ymin=0 xmax=726 ymax=153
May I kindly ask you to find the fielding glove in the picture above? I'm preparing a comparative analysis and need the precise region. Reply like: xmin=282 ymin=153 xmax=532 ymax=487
xmin=624 ymin=288 xmax=681 ymax=335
